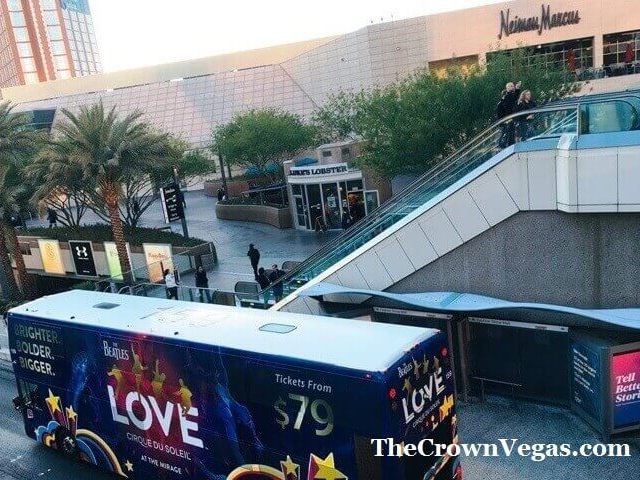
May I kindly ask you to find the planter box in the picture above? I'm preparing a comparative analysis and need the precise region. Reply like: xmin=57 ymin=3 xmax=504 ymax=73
xmin=215 ymin=203 xmax=292 ymax=229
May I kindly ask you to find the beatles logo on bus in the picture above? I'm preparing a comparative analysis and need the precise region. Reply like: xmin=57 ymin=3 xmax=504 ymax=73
xmin=498 ymin=4 xmax=581 ymax=39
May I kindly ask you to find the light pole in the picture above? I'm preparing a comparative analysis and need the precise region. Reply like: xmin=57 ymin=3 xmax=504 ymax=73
xmin=218 ymin=151 xmax=228 ymax=198
xmin=172 ymin=166 xmax=189 ymax=238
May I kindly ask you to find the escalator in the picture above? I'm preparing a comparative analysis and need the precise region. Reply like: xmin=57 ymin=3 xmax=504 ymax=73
xmin=262 ymin=90 xmax=640 ymax=306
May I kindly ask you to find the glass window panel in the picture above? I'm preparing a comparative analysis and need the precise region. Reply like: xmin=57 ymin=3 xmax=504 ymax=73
xmin=58 ymin=70 xmax=71 ymax=79
xmin=45 ymin=11 xmax=59 ymax=25
xmin=54 ymin=55 xmax=68 ymax=70
xmin=48 ymin=26 xmax=63 ymax=40
xmin=41 ymin=0 xmax=57 ymax=9
xmin=16 ymin=43 xmax=31 ymax=57
xmin=51 ymin=41 xmax=65 ymax=55
xmin=24 ymin=72 xmax=39 ymax=84
xmin=7 ymin=0 xmax=22 ymax=11
xmin=10 ymin=11 xmax=26 ymax=27
xmin=21 ymin=57 xmax=35 ymax=72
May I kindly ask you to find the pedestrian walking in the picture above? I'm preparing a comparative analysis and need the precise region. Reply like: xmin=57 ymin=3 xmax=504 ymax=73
xmin=217 ymin=188 xmax=224 ymax=201
xmin=47 ymin=207 xmax=57 ymax=228
xmin=247 ymin=244 xmax=260 ymax=277
xmin=164 ymin=268 xmax=178 ymax=300
xmin=341 ymin=208 xmax=353 ymax=230
xmin=269 ymin=264 xmax=285 ymax=302
xmin=515 ymin=90 xmax=537 ymax=141
xmin=256 ymin=267 xmax=271 ymax=305
xmin=195 ymin=265 xmax=212 ymax=303
xmin=496 ymin=81 xmax=521 ymax=148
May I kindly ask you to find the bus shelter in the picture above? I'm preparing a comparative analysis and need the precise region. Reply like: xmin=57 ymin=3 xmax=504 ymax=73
xmin=298 ymin=282 xmax=640 ymax=440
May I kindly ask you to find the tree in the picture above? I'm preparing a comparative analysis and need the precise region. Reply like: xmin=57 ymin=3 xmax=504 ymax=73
xmin=44 ymin=103 xmax=178 ymax=281
xmin=27 ymin=144 xmax=96 ymax=228
xmin=312 ymin=48 xmax=577 ymax=177
xmin=0 ymin=102 xmax=42 ymax=300
xmin=212 ymin=109 xmax=314 ymax=181
xmin=87 ymin=144 xmax=214 ymax=230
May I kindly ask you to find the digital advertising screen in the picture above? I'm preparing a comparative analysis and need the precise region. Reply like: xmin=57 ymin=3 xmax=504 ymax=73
xmin=37 ymin=239 xmax=66 ymax=275
xmin=570 ymin=341 xmax=603 ymax=425
xmin=611 ymin=349 xmax=640 ymax=429
xmin=143 ymin=244 xmax=173 ymax=283
xmin=69 ymin=240 xmax=98 ymax=277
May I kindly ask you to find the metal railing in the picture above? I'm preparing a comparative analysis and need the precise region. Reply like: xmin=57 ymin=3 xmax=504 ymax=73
xmin=260 ymin=91 xmax=640 ymax=302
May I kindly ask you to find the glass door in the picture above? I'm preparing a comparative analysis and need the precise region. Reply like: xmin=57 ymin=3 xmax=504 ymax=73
xmin=306 ymin=184 xmax=324 ymax=232
xmin=364 ymin=190 xmax=380 ymax=215
xmin=322 ymin=182 xmax=341 ymax=230
xmin=293 ymin=195 xmax=308 ymax=229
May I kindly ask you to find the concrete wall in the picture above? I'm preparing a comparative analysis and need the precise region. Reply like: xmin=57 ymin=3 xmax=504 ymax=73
xmin=215 ymin=203 xmax=293 ymax=229
xmin=390 ymin=210 xmax=640 ymax=309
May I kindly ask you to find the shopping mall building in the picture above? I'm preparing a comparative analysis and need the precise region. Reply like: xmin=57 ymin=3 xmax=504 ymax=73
xmin=2 ymin=0 xmax=640 ymax=231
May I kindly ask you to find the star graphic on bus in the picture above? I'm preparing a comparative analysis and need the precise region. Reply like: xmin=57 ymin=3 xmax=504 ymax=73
xmin=45 ymin=389 xmax=61 ymax=413
xmin=280 ymin=455 xmax=300 ymax=479
xmin=124 ymin=460 xmax=134 ymax=472
xmin=308 ymin=453 xmax=347 ymax=480
xmin=402 ymin=377 xmax=412 ymax=393
xmin=439 ymin=394 xmax=454 ymax=420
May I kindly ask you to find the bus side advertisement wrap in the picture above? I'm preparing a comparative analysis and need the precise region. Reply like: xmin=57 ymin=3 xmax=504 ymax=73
xmin=387 ymin=332 xmax=460 ymax=480
xmin=9 ymin=313 xmax=384 ymax=480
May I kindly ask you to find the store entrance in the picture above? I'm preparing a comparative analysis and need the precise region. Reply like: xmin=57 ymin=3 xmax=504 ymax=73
xmin=291 ymin=180 xmax=379 ymax=231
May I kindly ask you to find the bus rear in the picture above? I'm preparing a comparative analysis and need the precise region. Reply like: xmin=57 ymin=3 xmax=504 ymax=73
xmin=382 ymin=331 xmax=461 ymax=480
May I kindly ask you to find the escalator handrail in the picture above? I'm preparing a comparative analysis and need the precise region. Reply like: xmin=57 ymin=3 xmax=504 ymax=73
xmin=265 ymin=92 xmax=640 ymax=292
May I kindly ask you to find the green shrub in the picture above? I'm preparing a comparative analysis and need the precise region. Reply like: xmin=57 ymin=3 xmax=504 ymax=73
xmin=22 ymin=224 xmax=207 ymax=248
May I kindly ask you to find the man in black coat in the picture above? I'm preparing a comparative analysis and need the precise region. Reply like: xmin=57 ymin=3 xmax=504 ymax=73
xmin=496 ymin=81 xmax=521 ymax=148
xmin=268 ymin=264 xmax=285 ymax=302
xmin=247 ymin=244 xmax=260 ymax=277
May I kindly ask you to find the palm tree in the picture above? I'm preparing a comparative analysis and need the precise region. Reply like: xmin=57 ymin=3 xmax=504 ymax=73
xmin=0 ymin=102 xmax=41 ymax=300
xmin=46 ymin=103 xmax=176 ymax=282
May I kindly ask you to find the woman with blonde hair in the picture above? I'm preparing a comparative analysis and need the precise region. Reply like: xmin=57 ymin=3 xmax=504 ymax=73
xmin=515 ymin=90 xmax=537 ymax=141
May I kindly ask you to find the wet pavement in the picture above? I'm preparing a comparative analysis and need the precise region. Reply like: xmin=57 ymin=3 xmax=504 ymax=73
xmin=25 ymin=190 xmax=336 ymax=292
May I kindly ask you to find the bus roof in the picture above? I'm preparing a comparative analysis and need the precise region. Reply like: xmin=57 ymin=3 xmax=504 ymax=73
xmin=10 ymin=290 xmax=440 ymax=373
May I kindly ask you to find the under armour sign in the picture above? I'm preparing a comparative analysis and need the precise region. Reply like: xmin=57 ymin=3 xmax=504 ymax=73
xmin=69 ymin=240 xmax=97 ymax=277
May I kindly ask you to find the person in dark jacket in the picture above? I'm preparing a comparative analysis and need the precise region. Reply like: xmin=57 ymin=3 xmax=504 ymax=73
xmin=341 ymin=209 xmax=353 ymax=230
xmin=514 ymin=90 xmax=537 ymax=141
xmin=268 ymin=264 xmax=285 ymax=302
xmin=47 ymin=207 xmax=58 ymax=228
xmin=496 ymin=81 xmax=522 ymax=148
xmin=256 ymin=267 xmax=271 ymax=305
xmin=247 ymin=244 xmax=260 ymax=277
xmin=195 ymin=266 xmax=211 ymax=303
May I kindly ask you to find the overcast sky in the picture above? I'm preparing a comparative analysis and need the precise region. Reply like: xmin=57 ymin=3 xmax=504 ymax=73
xmin=88 ymin=0 xmax=506 ymax=72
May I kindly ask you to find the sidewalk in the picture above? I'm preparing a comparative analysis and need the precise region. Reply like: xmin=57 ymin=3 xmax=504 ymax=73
xmin=28 ymin=190 xmax=336 ymax=292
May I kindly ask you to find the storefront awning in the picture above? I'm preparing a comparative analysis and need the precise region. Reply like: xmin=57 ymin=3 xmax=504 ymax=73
xmin=298 ymin=282 xmax=640 ymax=331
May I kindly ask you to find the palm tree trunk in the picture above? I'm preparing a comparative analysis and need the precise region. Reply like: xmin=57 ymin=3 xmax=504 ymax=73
xmin=0 ymin=224 xmax=21 ymax=301
xmin=104 ymin=184 xmax=133 ymax=283
xmin=4 ymin=223 xmax=34 ymax=299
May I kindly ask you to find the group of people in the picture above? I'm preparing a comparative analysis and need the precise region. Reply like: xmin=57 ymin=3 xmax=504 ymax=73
xmin=496 ymin=81 xmax=537 ymax=148
xmin=248 ymin=244 xmax=285 ymax=303
xmin=164 ymin=265 xmax=211 ymax=302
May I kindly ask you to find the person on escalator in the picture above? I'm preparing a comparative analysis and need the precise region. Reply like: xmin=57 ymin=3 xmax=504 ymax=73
xmin=496 ymin=81 xmax=521 ymax=148
xmin=515 ymin=90 xmax=537 ymax=141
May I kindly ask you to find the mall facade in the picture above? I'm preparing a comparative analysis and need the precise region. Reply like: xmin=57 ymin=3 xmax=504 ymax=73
xmin=2 ymin=0 xmax=639 ymax=148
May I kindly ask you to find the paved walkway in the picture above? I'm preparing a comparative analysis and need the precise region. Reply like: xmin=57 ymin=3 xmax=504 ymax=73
xmin=26 ymin=190 xmax=336 ymax=292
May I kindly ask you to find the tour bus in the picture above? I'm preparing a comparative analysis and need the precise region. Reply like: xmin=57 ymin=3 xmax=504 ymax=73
xmin=8 ymin=290 xmax=460 ymax=480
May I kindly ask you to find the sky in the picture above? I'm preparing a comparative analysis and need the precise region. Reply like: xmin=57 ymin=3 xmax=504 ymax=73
xmin=88 ymin=0 xmax=506 ymax=72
